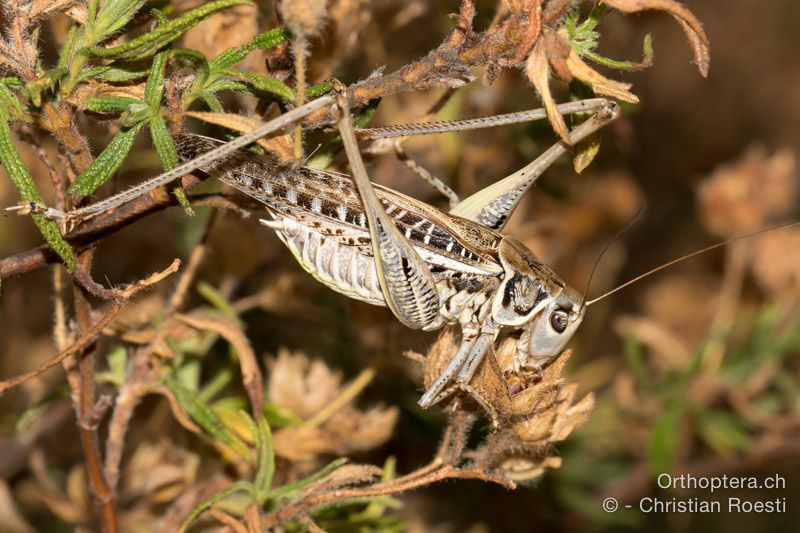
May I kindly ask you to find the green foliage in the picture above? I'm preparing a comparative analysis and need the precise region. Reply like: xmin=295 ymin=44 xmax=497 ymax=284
xmin=563 ymin=3 xmax=653 ymax=71
xmin=182 ymin=27 xmax=296 ymax=109
xmin=69 ymin=123 xmax=144 ymax=195
xmin=83 ymin=0 xmax=254 ymax=61
xmin=0 ymin=112 xmax=75 ymax=269
xmin=164 ymin=377 xmax=250 ymax=458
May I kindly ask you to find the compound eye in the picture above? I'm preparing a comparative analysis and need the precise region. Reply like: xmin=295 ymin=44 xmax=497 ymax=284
xmin=550 ymin=309 xmax=569 ymax=334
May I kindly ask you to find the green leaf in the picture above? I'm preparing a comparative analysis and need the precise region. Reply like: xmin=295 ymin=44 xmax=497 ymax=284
xmin=165 ymin=378 xmax=249 ymax=457
xmin=253 ymin=416 xmax=275 ymax=502
xmin=200 ymin=91 xmax=224 ymax=112
xmin=16 ymin=385 xmax=70 ymax=432
xmin=178 ymin=481 xmax=253 ymax=533
xmin=197 ymin=281 xmax=240 ymax=323
xmin=84 ymin=96 xmax=141 ymax=114
xmin=270 ymin=458 xmax=349 ymax=498
xmin=573 ymin=130 xmax=601 ymax=174
xmin=647 ymin=404 xmax=684 ymax=474
xmin=150 ymin=113 xmax=178 ymax=169
xmin=76 ymin=65 xmax=148 ymax=84
xmin=0 ymin=84 xmax=25 ymax=119
xmin=57 ymin=25 xmax=81 ymax=70
xmin=69 ymin=123 xmax=144 ymax=196
xmin=263 ymin=402 xmax=303 ymax=428
xmin=95 ymin=345 xmax=129 ymax=385
xmin=144 ymin=51 xmax=190 ymax=215
xmin=0 ymin=113 xmax=75 ymax=270
xmin=144 ymin=51 xmax=169 ymax=108
xmin=90 ymin=0 xmax=147 ymax=41
xmin=695 ymin=409 xmax=752 ymax=455
xmin=245 ymin=72 xmax=295 ymax=102
xmin=306 ymin=81 xmax=334 ymax=99
xmin=204 ymin=78 xmax=251 ymax=96
xmin=210 ymin=27 xmax=290 ymax=70
xmin=622 ymin=331 xmax=650 ymax=387
xmin=172 ymin=185 xmax=195 ymax=216
xmin=83 ymin=0 xmax=254 ymax=61
xmin=569 ymin=80 xmax=602 ymax=173
xmin=150 ymin=7 xmax=170 ymax=25
xmin=232 ymin=71 xmax=295 ymax=102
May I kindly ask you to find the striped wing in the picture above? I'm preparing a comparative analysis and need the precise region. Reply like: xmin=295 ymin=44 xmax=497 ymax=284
xmin=174 ymin=134 xmax=504 ymax=278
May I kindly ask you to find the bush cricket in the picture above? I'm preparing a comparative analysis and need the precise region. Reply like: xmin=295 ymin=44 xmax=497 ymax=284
xmin=26 ymin=93 xmax=622 ymax=420
xmin=173 ymin=93 xmax=620 ymax=417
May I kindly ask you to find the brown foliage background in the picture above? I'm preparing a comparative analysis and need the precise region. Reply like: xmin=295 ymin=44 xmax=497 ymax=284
xmin=0 ymin=0 xmax=799 ymax=531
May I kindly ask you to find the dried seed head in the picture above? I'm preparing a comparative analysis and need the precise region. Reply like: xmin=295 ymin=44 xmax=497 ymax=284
xmin=267 ymin=348 xmax=343 ymax=420
xmin=420 ymin=331 xmax=594 ymax=483
xmin=280 ymin=0 xmax=328 ymax=40
xmin=752 ymin=227 xmax=800 ymax=299
xmin=267 ymin=349 xmax=398 ymax=464
xmin=697 ymin=147 xmax=797 ymax=237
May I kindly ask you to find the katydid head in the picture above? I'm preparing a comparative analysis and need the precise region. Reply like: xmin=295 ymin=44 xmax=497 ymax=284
xmin=524 ymin=284 xmax=585 ymax=362
xmin=491 ymin=237 xmax=585 ymax=362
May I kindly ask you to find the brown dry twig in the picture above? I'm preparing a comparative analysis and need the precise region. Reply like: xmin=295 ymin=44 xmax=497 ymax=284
xmin=0 ymin=259 xmax=181 ymax=394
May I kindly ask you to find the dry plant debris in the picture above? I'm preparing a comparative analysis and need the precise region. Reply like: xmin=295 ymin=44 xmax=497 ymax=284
xmin=8 ymin=1 xmax=797 ymax=532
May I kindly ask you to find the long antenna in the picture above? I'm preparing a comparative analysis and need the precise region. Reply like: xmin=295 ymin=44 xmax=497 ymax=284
xmin=580 ymin=202 xmax=647 ymax=311
xmin=585 ymin=220 xmax=800 ymax=306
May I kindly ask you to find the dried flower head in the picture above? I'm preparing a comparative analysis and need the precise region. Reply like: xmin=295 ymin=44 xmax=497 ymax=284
xmin=751 ymin=227 xmax=800 ymax=300
xmin=280 ymin=0 xmax=328 ymax=40
xmin=268 ymin=348 xmax=344 ymax=419
xmin=267 ymin=349 xmax=398 ymax=464
xmin=421 ymin=331 xmax=594 ymax=482
xmin=697 ymin=147 xmax=797 ymax=237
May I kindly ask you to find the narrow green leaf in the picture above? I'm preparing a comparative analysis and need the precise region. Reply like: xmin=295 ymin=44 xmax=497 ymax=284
xmin=229 ymin=71 xmax=294 ymax=102
xmin=57 ymin=25 xmax=81 ymax=70
xmin=91 ymin=0 xmax=147 ymax=41
xmin=172 ymin=48 xmax=211 ymax=85
xmin=144 ymin=54 xmax=195 ymax=213
xmin=69 ymin=123 xmax=143 ymax=196
xmin=178 ymin=481 xmax=253 ymax=533
xmin=585 ymin=34 xmax=654 ymax=71
xmin=263 ymin=402 xmax=303 ymax=428
xmin=573 ymin=131 xmax=601 ymax=174
xmin=16 ymin=385 xmax=70 ymax=432
xmin=150 ymin=7 xmax=170 ymax=25
xmin=0 ymin=85 xmax=25 ymax=119
xmin=197 ymin=281 xmax=240 ymax=323
xmin=306 ymin=81 xmax=334 ymax=99
xmin=172 ymin=186 xmax=194 ymax=216
xmin=0 ymin=114 xmax=75 ymax=270
xmin=144 ymin=51 xmax=169 ymax=108
xmin=270 ymin=458 xmax=349 ymax=498
xmin=200 ymin=91 xmax=224 ymax=112
xmin=253 ymin=416 xmax=275 ymax=502
xmin=695 ymin=409 xmax=752 ymax=454
xmin=95 ymin=345 xmax=129 ymax=385
xmin=210 ymin=27 xmax=290 ymax=70
xmin=205 ymin=79 xmax=251 ymax=95
xmin=84 ymin=0 xmax=254 ymax=61
xmin=647 ymin=404 xmax=684 ymax=474
xmin=76 ymin=65 xmax=148 ymax=84
xmin=199 ymin=367 xmax=233 ymax=402
xmin=164 ymin=378 xmax=249 ymax=457
xmin=84 ymin=96 xmax=141 ymax=114
xmin=150 ymin=113 xmax=178 ymax=169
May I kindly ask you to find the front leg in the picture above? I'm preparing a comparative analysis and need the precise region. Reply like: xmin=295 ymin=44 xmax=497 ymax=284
xmin=420 ymin=320 xmax=500 ymax=410
xmin=418 ymin=326 xmax=479 ymax=409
